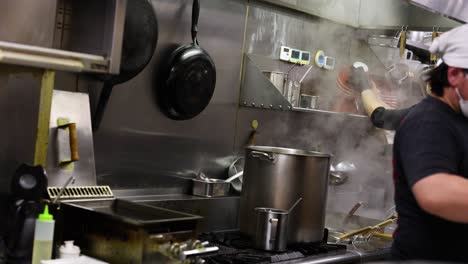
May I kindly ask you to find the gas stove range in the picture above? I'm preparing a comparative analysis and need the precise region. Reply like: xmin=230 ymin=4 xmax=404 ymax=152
xmin=197 ymin=230 xmax=350 ymax=264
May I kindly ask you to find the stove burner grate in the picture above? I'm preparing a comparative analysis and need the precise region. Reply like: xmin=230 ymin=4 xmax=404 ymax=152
xmin=198 ymin=230 xmax=347 ymax=264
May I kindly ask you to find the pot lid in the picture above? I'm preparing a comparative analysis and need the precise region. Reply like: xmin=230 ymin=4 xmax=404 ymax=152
xmin=254 ymin=207 xmax=289 ymax=214
xmin=246 ymin=146 xmax=331 ymax=158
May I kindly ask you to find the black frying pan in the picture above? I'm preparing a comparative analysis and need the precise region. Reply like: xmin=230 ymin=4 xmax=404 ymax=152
xmin=159 ymin=0 xmax=216 ymax=120
xmin=92 ymin=0 xmax=158 ymax=131
xmin=10 ymin=164 xmax=47 ymax=201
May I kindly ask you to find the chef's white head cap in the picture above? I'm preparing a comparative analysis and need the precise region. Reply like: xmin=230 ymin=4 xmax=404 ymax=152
xmin=430 ymin=24 xmax=468 ymax=69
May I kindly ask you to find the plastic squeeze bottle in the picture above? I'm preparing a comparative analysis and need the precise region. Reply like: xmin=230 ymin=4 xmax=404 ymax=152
xmin=31 ymin=205 xmax=55 ymax=264
xmin=59 ymin=240 xmax=80 ymax=258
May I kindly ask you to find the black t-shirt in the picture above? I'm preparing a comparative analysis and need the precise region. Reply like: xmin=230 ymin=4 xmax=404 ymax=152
xmin=371 ymin=106 xmax=413 ymax=130
xmin=392 ymin=96 xmax=468 ymax=262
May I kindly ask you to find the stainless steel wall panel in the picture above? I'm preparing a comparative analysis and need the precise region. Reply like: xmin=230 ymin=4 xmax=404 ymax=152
xmin=58 ymin=0 xmax=127 ymax=74
xmin=91 ymin=0 xmax=247 ymax=189
xmin=358 ymin=0 xmax=408 ymax=29
xmin=239 ymin=2 xmax=395 ymax=219
xmin=246 ymin=1 xmax=320 ymax=57
xmin=0 ymin=67 xmax=42 ymax=194
xmin=46 ymin=90 xmax=97 ymax=187
xmin=0 ymin=0 xmax=397 ymax=227
xmin=298 ymin=0 xmax=361 ymax=27
xmin=0 ymin=0 xmax=57 ymax=47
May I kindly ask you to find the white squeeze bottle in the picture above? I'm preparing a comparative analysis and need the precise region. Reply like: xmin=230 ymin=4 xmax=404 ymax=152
xmin=32 ymin=205 xmax=55 ymax=264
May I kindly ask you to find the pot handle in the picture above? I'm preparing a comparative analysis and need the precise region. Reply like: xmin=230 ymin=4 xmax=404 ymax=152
xmin=250 ymin=151 xmax=275 ymax=162
xmin=269 ymin=218 xmax=278 ymax=243
xmin=180 ymin=246 xmax=219 ymax=260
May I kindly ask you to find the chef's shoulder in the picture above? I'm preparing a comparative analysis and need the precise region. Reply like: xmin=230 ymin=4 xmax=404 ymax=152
xmin=398 ymin=98 xmax=456 ymax=133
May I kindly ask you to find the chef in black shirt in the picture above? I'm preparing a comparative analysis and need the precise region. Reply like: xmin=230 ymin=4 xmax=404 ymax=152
xmin=391 ymin=24 xmax=468 ymax=262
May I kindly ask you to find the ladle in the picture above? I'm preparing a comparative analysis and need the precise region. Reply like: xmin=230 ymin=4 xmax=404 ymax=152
xmin=225 ymin=171 xmax=243 ymax=183
xmin=288 ymin=197 xmax=303 ymax=214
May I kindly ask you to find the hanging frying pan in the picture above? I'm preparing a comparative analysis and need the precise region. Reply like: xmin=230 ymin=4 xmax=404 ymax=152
xmin=10 ymin=164 xmax=47 ymax=201
xmin=92 ymin=0 xmax=158 ymax=131
xmin=159 ymin=0 xmax=216 ymax=120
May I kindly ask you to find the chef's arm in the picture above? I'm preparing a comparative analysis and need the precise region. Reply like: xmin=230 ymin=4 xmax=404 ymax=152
xmin=361 ymin=90 xmax=412 ymax=130
xmin=413 ymin=173 xmax=468 ymax=223
xmin=370 ymin=107 xmax=413 ymax=130
xmin=361 ymin=89 xmax=391 ymax=116
xmin=352 ymin=66 xmax=411 ymax=130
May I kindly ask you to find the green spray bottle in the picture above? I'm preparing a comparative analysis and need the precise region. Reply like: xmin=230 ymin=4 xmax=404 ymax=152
xmin=31 ymin=205 xmax=54 ymax=264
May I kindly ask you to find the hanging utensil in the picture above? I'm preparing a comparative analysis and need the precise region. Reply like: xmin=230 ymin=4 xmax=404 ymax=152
xmin=225 ymin=171 xmax=243 ymax=183
xmin=158 ymin=0 xmax=216 ymax=120
xmin=92 ymin=0 xmax=158 ymax=131
xmin=342 ymin=201 xmax=363 ymax=227
xmin=430 ymin=26 xmax=441 ymax=64
xmin=399 ymin=25 xmax=408 ymax=59
xmin=287 ymin=198 xmax=303 ymax=214
xmin=228 ymin=157 xmax=244 ymax=192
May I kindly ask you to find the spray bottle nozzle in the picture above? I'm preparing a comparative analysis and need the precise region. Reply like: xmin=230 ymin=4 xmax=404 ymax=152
xmin=38 ymin=205 xmax=54 ymax=221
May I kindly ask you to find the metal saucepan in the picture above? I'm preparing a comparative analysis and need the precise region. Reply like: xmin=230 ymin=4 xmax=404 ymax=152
xmin=299 ymin=94 xmax=319 ymax=109
xmin=263 ymin=71 xmax=287 ymax=94
xmin=92 ymin=0 xmax=158 ymax=131
xmin=329 ymin=161 xmax=356 ymax=185
xmin=192 ymin=178 xmax=230 ymax=197
xmin=192 ymin=171 xmax=242 ymax=197
xmin=367 ymin=34 xmax=399 ymax=48
xmin=158 ymin=0 xmax=216 ymax=120
xmin=254 ymin=198 xmax=302 ymax=251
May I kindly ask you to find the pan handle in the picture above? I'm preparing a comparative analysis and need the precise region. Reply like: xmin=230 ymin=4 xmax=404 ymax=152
xmin=191 ymin=0 xmax=200 ymax=45
xmin=92 ymin=82 xmax=114 ymax=132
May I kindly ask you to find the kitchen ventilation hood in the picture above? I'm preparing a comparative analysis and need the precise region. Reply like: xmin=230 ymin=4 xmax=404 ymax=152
xmin=261 ymin=0 xmax=460 ymax=30
xmin=408 ymin=0 xmax=468 ymax=23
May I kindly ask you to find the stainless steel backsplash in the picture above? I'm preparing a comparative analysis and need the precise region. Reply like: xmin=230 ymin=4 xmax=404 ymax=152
xmin=0 ymin=0 xmax=394 ymax=223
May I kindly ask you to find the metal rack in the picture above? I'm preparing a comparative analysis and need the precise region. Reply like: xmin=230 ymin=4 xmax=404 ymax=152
xmin=0 ymin=41 xmax=108 ymax=73
xmin=240 ymin=53 xmax=368 ymax=118
xmin=0 ymin=0 xmax=126 ymax=74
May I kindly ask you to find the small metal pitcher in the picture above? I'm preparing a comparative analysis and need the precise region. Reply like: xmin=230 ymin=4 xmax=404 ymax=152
xmin=263 ymin=71 xmax=288 ymax=94
xmin=254 ymin=207 xmax=289 ymax=251
xmin=299 ymin=94 xmax=319 ymax=109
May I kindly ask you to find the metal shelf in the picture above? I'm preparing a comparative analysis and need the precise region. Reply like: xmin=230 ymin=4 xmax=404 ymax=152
xmin=0 ymin=0 xmax=126 ymax=74
xmin=240 ymin=53 xmax=370 ymax=119
xmin=0 ymin=41 xmax=109 ymax=73
xmin=292 ymin=107 xmax=368 ymax=118
xmin=240 ymin=53 xmax=292 ymax=111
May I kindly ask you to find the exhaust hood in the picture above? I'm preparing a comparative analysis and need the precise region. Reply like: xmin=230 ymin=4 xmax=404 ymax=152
xmin=408 ymin=0 xmax=468 ymax=23
xmin=261 ymin=0 xmax=460 ymax=30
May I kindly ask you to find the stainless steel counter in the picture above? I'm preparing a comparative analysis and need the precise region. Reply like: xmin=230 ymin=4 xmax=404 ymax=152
xmin=115 ymin=193 xmax=392 ymax=263
xmin=116 ymin=192 xmax=241 ymax=232
xmin=281 ymin=251 xmax=361 ymax=264
xmin=277 ymin=244 xmax=390 ymax=264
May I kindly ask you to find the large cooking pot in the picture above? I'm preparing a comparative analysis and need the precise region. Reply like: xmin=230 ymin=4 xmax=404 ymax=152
xmin=239 ymin=146 xmax=331 ymax=244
